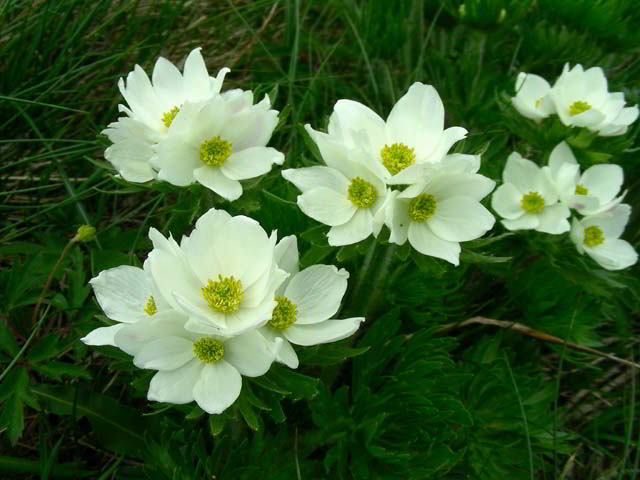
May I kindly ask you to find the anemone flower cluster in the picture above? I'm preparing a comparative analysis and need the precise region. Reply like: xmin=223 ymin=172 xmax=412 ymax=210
xmin=103 ymin=48 xmax=284 ymax=200
xmin=512 ymin=64 xmax=639 ymax=136
xmin=82 ymin=208 xmax=364 ymax=414
xmin=283 ymin=83 xmax=496 ymax=265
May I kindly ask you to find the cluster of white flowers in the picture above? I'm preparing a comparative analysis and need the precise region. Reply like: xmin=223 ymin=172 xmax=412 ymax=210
xmin=103 ymin=48 xmax=284 ymax=200
xmin=82 ymin=208 xmax=364 ymax=413
xmin=512 ymin=63 xmax=638 ymax=136
xmin=283 ymin=83 xmax=496 ymax=265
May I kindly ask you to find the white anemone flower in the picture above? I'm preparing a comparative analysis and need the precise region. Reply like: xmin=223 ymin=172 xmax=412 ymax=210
xmin=81 ymin=262 xmax=183 ymax=347
xmin=570 ymin=204 xmax=637 ymax=271
xmin=260 ymin=235 xmax=364 ymax=369
xmin=325 ymin=82 xmax=468 ymax=185
xmin=511 ymin=72 xmax=555 ymax=122
xmin=491 ymin=152 xmax=570 ymax=234
xmin=550 ymin=64 xmax=639 ymax=136
xmin=103 ymin=48 xmax=230 ymax=182
xmin=152 ymin=92 xmax=284 ymax=200
xmin=385 ymin=157 xmax=496 ymax=265
xmin=146 ymin=208 xmax=288 ymax=337
xmin=113 ymin=315 xmax=281 ymax=414
xmin=282 ymin=128 xmax=388 ymax=246
xmin=544 ymin=141 xmax=625 ymax=215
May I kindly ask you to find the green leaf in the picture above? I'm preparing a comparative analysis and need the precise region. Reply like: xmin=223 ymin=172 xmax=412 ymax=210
xmin=238 ymin=392 xmax=260 ymax=431
xmin=0 ymin=322 xmax=19 ymax=356
xmin=460 ymin=250 xmax=512 ymax=264
xmin=208 ymin=414 xmax=225 ymax=436
xmin=27 ymin=334 xmax=62 ymax=362
xmin=298 ymin=342 xmax=370 ymax=366
xmin=260 ymin=365 xmax=319 ymax=400
xmin=0 ymin=393 xmax=24 ymax=445
xmin=32 ymin=362 xmax=92 ymax=380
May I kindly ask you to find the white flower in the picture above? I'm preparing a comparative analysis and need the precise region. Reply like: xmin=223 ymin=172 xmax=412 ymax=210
xmin=81 ymin=263 xmax=183 ymax=347
xmin=152 ymin=92 xmax=284 ymax=200
xmin=260 ymin=235 xmax=364 ymax=369
xmin=385 ymin=156 xmax=496 ymax=265
xmin=550 ymin=64 xmax=639 ymax=136
xmin=325 ymin=82 xmax=468 ymax=185
xmin=146 ymin=208 xmax=288 ymax=337
xmin=103 ymin=48 xmax=230 ymax=182
xmin=544 ymin=141 xmax=624 ymax=215
xmin=282 ymin=129 xmax=388 ymax=246
xmin=511 ymin=72 xmax=555 ymax=122
xmin=114 ymin=315 xmax=281 ymax=414
xmin=570 ymin=204 xmax=637 ymax=270
xmin=492 ymin=152 xmax=570 ymax=233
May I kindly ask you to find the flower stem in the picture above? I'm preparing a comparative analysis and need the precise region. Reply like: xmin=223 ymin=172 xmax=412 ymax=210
xmin=365 ymin=244 xmax=397 ymax=318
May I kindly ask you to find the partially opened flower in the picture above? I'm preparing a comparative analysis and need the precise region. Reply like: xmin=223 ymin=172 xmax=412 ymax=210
xmin=385 ymin=158 xmax=496 ymax=265
xmin=152 ymin=93 xmax=284 ymax=200
xmin=113 ymin=315 xmax=281 ymax=414
xmin=511 ymin=72 xmax=555 ymax=122
xmin=325 ymin=82 xmax=468 ymax=185
xmin=146 ymin=208 xmax=288 ymax=337
xmin=260 ymin=235 xmax=364 ymax=369
xmin=103 ymin=48 xmax=229 ymax=182
xmin=550 ymin=64 xmax=639 ymax=136
xmin=545 ymin=141 xmax=624 ymax=215
xmin=282 ymin=129 xmax=387 ymax=246
xmin=492 ymin=152 xmax=570 ymax=233
xmin=570 ymin=204 xmax=637 ymax=270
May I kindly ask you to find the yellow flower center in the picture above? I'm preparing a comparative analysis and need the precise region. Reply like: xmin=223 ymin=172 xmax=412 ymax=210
xmin=192 ymin=338 xmax=225 ymax=363
xmin=380 ymin=143 xmax=416 ymax=175
xmin=583 ymin=225 xmax=604 ymax=248
xmin=144 ymin=296 xmax=157 ymax=316
xmin=520 ymin=192 xmax=545 ymax=214
xmin=162 ymin=106 xmax=180 ymax=128
xmin=569 ymin=101 xmax=591 ymax=116
xmin=200 ymin=136 xmax=233 ymax=167
xmin=201 ymin=275 xmax=244 ymax=314
xmin=268 ymin=296 xmax=298 ymax=331
xmin=535 ymin=98 xmax=542 ymax=108
xmin=408 ymin=194 xmax=437 ymax=222
xmin=575 ymin=184 xmax=588 ymax=195
xmin=347 ymin=177 xmax=377 ymax=209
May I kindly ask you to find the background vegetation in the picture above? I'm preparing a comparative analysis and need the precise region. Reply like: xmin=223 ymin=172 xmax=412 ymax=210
xmin=1 ymin=0 xmax=639 ymax=478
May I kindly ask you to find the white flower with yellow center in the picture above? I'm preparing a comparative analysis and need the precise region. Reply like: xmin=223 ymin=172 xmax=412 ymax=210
xmin=325 ymin=82 xmax=468 ymax=185
xmin=282 ymin=129 xmax=388 ymax=246
xmin=492 ymin=152 xmax=570 ymax=233
xmin=385 ymin=156 xmax=496 ymax=265
xmin=259 ymin=235 xmax=364 ymax=369
xmin=151 ymin=92 xmax=284 ymax=200
xmin=550 ymin=63 xmax=639 ymax=136
xmin=146 ymin=208 xmax=288 ymax=337
xmin=544 ymin=141 xmax=625 ymax=215
xmin=570 ymin=205 xmax=637 ymax=271
xmin=511 ymin=72 xmax=555 ymax=122
xmin=81 ymin=262 xmax=184 ymax=347
xmin=113 ymin=315 xmax=281 ymax=414
xmin=103 ymin=48 xmax=230 ymax=182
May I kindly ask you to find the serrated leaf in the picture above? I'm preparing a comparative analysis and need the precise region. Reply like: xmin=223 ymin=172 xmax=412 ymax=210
xmin=298 ymin=343 xmax=370 ymax=366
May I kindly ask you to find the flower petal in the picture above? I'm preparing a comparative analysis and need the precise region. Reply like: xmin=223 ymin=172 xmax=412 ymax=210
xmin=133 ymin=336 xmax=194 ymax=371
xmin=327 ymin=209 xmax=374 ymax=246
xmin=581 ymin=164 xmax=623 ymax=205
xmin=491 ymin=183 xmax=524 ymax=220
xmin=583 ymin=204 xmax=631 ymax=238
xmin=502 ymin=213 xmax=539 ymax=231
xmin=224 ymin=330 xmax=280 ymax=377
xmin=282 ymin=166 xmax=350 ymax=194
xmin=428 ymin=196 xmax=495 ymax=242
xmin=297 ymin=187 xmax=357 ymax=226
xmin=114 ymin=314 xmax=191 ymax=356
xmin=81 ymin=324 xmax=126 ymax=347
xmin=147 ymin=359 xmax=203 ymax=404
xmin=193 ymin=166 xmax=243 ymax=201
xmin=327 ymin=99 xmax=386 ymax=152
xmin=535 ymin=204 xmax=570 ymax=234
xmin=152 ymin=56 xmax=183 ymax=105
xmin=284 ymin=318 xmax=364 ymax=346
xmin=182 ymin=48 xmax=211 ymax=101
xmin=408 ymin=223 xmax=460 ymax=265
xmin=274 ymin=235 xmax=299 ymax=275
xmin=586 ymin=239 xmax=638 ymax=271
xmin=221 ymin=147 xmax=283 ymax=180
xmin=193 ymin=361 xmax=242 ymax=414
xmin=89 ymin=265 xmax=152 ymax=323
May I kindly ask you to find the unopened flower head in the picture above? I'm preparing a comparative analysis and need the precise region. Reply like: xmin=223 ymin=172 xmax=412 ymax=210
xmin=511 ymin=72 xmax=555 ymax=122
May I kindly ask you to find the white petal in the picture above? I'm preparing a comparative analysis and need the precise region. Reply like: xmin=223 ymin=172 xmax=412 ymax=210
xmin=284 ymin=265 xmax=349 ymax=324
xmin=535 ymin=205 xmax=570 ymax=234
xmin=147 ymin=359 xmax=203 ymax=404
xmin=327 ymin=209 xmax=374 ymax=246
xmin=327 ymin=100 xmax=386 ymax=152
xmin=548 ymin=141 xmax=577 ymax=177
xmin=193 ymin=361 xmax=242 ymax=414
xmin=420 ymin=126 xmax=467 ymax=164
xmin=386 ymin=193 xmax=410 ymax=245
xmin=581 ymin=164 xmax=623 ymax=205
xmin=155 ymin=139 xmax=200 ymax=186
xmin=274 ymin=235 xmax=299 ymax=275
xmin=183 ymin=48 xmax=210 ymax=101
xmin=284 ymin=318 xmax=364 ymax=346
xmin=428 ymin=173 xmax=496 ymax=201
xmin=297 ymin=187 xmax=357 ymax=226
xmin=503 ymin=152 xmax=543 ymax=194
xmin=152 ymin=56 xmax=183 ymax=104
xmin=502 ymin=214 xmax=539 ymax=231
xmin=583 ymin=204 xmax=631 ymax=238
xmin=193 ymin=166 xmax=243 ymax=201
xmin=89 ymin=266 xmax=152 ymax=323
xmin=260 ymin=327 xmax=299 ymax=368
xmin=224 ymin=330 xmax=279 ymax=377
xmin=586 ymin=239 xmax=638 ymax=271
xmin=81 ymin=324 xmax=126 ymax=347
xmin=220 ymin=109 xmax=279 ymax=151
xmin=114 ymin=314 xmax=191 ymax=356
xmin=221 ymin=147 xmax=283 ymax=180
xmin=133 ymin=336 xmax=194 ymax=371
xmin=491 ymin=183 xmax=524 ymax=220
xmin=282 ymin=166 xmax=350 ymax=194
xmin=408 ymin=223 xmax=460 ymax=265
xmin=428 ymin=196 xmax=495 ymax=242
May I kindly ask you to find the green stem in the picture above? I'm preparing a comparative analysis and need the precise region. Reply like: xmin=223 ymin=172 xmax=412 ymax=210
xmin=365 ymin=244 xmax=397 ymax=318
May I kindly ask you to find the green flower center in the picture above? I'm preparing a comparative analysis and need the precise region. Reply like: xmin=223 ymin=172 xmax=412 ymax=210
xmin=380 ymin=143 xmax=416 ymax=175
xmin=569 ymin=101 xmax=591 ymax=116
xmin=575 ymin=184 xmax=588 ymax=195
xmin=268 ymin=296 xmax=297 ymax=331
xmin=520 ymin=192 xmax=545 ymax=214
xmin=144 ymin=296 xmax=157 ymax=316
xmin=201 ymin=275 xmax=244 ymax=314
xmin=200 ymin=136 xmax=233 ymax=167
xmin=193 ymin=338 xmax=225 ymax=364
xmin=408 ymin=194 xmax=437 ymax=222
xmin=347 ymin=177 xmax=377 ymax=209
xmin=583 ymin=225 xmax=604 ymax=248
xmin=162 ymin=106 xmax=180 ymax=128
